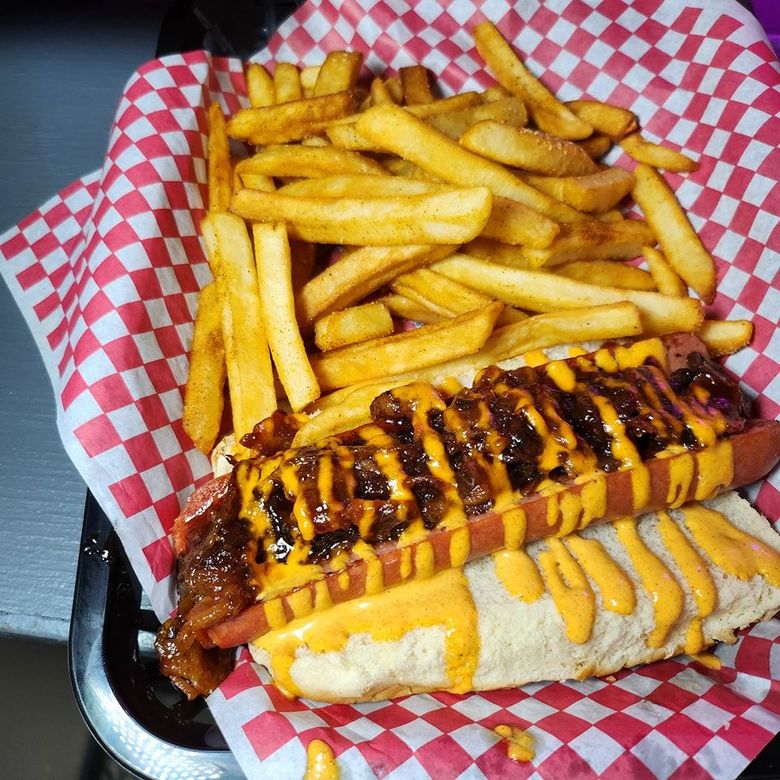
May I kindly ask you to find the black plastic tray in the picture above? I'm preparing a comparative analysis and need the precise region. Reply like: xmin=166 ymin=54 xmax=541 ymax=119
xmin=68 ymin=0 xmax=780 ymax=777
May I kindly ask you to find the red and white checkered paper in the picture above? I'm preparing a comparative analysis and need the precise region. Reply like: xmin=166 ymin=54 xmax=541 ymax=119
xmin=1 ymin=0 xmax=779 ymax=776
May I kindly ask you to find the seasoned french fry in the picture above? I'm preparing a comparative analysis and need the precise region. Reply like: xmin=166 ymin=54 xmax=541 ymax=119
xmin=314 ymin=302 xmax=395 ymax=351
xmin=406 ymin=92 xmax=481 ymax=117
xmin=182 ymin=282 xmax=226 ymax=454
xmin=482 ymin=85 xmax=512 ymax=101
xmin=202 ymin=212 xmax=276 ymax=438
xmin=566 ymin=100 xmax=638 ymax=139
xmin=227 ymin=91 xmax=360 ymax=145
xmin=254 ymin=223 xmax=319 ymax=411
xmin=631 ymin=164 xmax=716 ymax=303
xmin=642 ymin=246 xmax=687 ymax=297
xmin=698 ymin=320 xmax=753 ymax=357
xmin=463 ymin=238 xmax=536 ymax=269
xmin=578 ymin=134 xmax=613 ymax=159
xmin=620 ymin=133 xmax=699 ymax=173
xmin=370 ymin=77 xmax=396 ymax=105
xmin=300 ymin=65 xmax=321 ymax=97
xmin=380 ymin=293 xmax=444 ymax=324
xmin=314 ymin=51 xmax=363 ymax=96
xmin=355 ymin=105 xmax=573 ymax=241
xmin=298 ymin=244 xmax=456 ymax=326
xmin=274 ymin=62 xmax=302 ymax=103
xmin=425 ymin=96 xmax=528 ymax=139
xmin=483 ymin=196 xmax=560 ymax=247
xmin=230 ymin=186 xmax=492 ymax=246
xmin=519 ymin=219 xmax=656 ymax=267
xmin=384 ymin=77 xmax=404 ymax=103
xmin=432 ymin=253 xmax=703 ymax=335
xmin=238 ymin=170 xmax=276 ymax=192
xmin=324 ymin=122 xmax=373 ymax=150
xmin=523 ymin=168 xmax=635 ymax=213
xmin=246 ymin=63 xmax=275 ymax=108
xmin=400 ymin=65 xmax=434 ymax=104
xmin=473 ymin=21 xmax=592 ymax=140
xmin=555 ymin=260 xmax=656 ymax=291
xmin=309 ymin=303 xmax=503 ymax=390
xmin=207 ymin=103 xmax=232 ymax=212
xmin=237 ymin=146 xmax=387 ymax=179
xmin=460 ymin=121 xmax=598 ymax=176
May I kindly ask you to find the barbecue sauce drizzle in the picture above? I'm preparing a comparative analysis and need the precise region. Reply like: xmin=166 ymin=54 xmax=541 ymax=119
xmin=158 ymin=339 xmax=749 ymax=697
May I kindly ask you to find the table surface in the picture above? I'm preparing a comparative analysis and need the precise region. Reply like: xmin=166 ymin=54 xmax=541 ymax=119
xmin=0 ymin=0 xmax=169 ymax=641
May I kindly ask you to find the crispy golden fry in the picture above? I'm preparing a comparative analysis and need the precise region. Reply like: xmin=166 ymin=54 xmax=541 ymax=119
xmin=565 ymin=100 xmax=638 ymax=139
xmin=381 ymin=158 xmax=435 ymax=179
xmin=207 ymin=103 xmax=232 ymax=212
xmin=632 ymin=164 xmax=716 ymax=303
xmin=384 ymin=77 xmax=404 ymax=103
xmin=253 ymin=223 xmax=319 ymax=411
xmin=482 ymin=85 xmax=512 ymax=101
xmin=290 ymin=241 xmax=316 ymax=294
xmin=393 ymin=267 xmax=526 ymax=324
xmin=300 ymin=136 xmax=331 ymax=147
xmin=310 ymin=302 xmax=503 ymax=390
xmin=463 ymin=238 xmax=536 ymax=269
xmin=620 ymin=133 xmax=699 ymax=173
xmin=314 ymin=51 xmax=363 ymax=96
xmin=406 ymin=92 xmax=481 ymax=117
xmin=519 ymin=219 xmax=655 ymax=268
xmin=324 ymin=122 xmax=373 ymax=150
xmin=578 ymin=134 xmax=613 ymax=159
xmin=425 ymin=97 xmax=528 ymax=139
xmin=300 ymin=65 xmax=321 ymax=97
xmin=231 ymin=186 xmax=492 ymax=246
xmin=237 ymin=146 xmax=387 ymax=179
xmin=483 ymin=196 xmax=559 ymax=247
xmin=227 ymin=90 xmax=359 ymax=145
xmin=298 ymin=244 xmax=455 ymax=326
xmin=370 ymin=77 xmax=396 ymax=105
xmin=523 ymin=168 xmax=635 ymax=213
xmin=642 ymin=246 xmax=687 ymax=297
xmin=314 ymin=302 xmax=395 ymax=351
xmin=355 ymin=105 xmax=572 ymax=241
xmin=246 ymin=63 xmax=275 ymax=108
xmin=597 ymin=210 xmax=624 ymax=223
xmin=432 ymin=253 xmax=703 ymax=335
xmin=274 ymin=62 xmax=302 ymax=103
xmin=380 ymin=293 xmax=444 ymax=324
xmin=202 ymin=212 xmax=276 ymax=438
xmin=473 ymin=21 xmax=592 ymax=140
xmin=460 ymin=121 xmax=597 ymax=176
xmin=280 ymin=174 xmax=437 ymax=198
xmin=555 ymin=260 xmax=656 ymax=291
xmin=182 ymin=282 xmax=226 ymax=454
xmin=238 ymin=171 xmax=276 ymax=192
xmin=400 ymin=65 xmax=434 ymax=104
xmin=698 ymin=319 xmax=753 ymax=357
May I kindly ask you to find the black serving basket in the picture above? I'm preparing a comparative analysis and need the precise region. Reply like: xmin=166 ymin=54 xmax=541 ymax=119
xmin=68 ymin=1 xmax=780 ymax=777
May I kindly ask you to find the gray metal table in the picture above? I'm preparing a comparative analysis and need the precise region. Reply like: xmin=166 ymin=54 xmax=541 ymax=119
xmin=0 ymin=0 xmax=169 ymax=641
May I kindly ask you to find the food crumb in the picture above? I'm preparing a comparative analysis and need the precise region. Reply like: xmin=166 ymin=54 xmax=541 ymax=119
xmin=494 ymin=724 xmax=535 ymax=763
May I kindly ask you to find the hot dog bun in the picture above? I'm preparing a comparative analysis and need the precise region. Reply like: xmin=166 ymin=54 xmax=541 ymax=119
xmin=248 ymin=491 xmax=780 ymax=703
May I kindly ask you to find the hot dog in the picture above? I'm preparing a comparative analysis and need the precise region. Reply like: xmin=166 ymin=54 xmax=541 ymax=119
xmin=157 ymin=335 xmax=780 ymax=698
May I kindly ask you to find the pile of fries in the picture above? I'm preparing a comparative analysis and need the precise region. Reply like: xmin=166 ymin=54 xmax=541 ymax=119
xmin=184 ymin=21 xmax=753 ymax=458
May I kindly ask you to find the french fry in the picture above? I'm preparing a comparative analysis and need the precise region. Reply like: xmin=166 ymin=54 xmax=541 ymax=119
xmin=314 ymin=302 xmax=395 ymax=351
xmin=253 ymin=223 xmax=320 ymax=411
xmin=597 ymin=209 xmax=625 ymax=223
xmin=314 ymin=51 xmax=363 ymax=96
xmin=463 ymin=238 xmax=536 ymax=269
xmin=237 ymin=146 xmax=387 ymax=179
xmin=432 ymin=253 xmax=703 ymax=335
xmin=300 ymin=65 xmax=321 ymax=97
xmin=473 ymin=21 xmax=592 ymax=140
xmin=620 ymin=133 xmax=699 ymax=173
xmin=406 ymin=92 xmax=481 ymax=117
xmin=519 ymin=219 xmax=656 ymax=267
xmin=392 ymin=267 xmax=526 ymax=324
xmin=324 ymin=122 xmax=374 ymax=150
xmin=298 ymin=244 xmax=456 ymax=326
xmin=370 ymin=77 xmax=396 ymax=105
xmin=642 ymin=246 xmax=687 ymax=297
xmin=425 ymin=97 xmax=528 ymax=139
xmin=400 ymin=65 xmax=434 ymax=104
xmin=380 ymin=293 xmax=444 ymax=324
xmin=230 ymin=186 xmax=493 ymax=246
xmin=355 ymin=104 xmax=573 ymax=241
xmin=384 ymin=77 xmax=404 ymax=103
xmin=482 ymin=196 xmax=560 ymax=247
xmin=238 ymin=170 xmax=276 ymax=192
xmin=555 ymin=260 xmax=656 ymax=291
xmin=309 ymin=302 xmax=503 ymax=390
xmin=274 ymin=62 xmax=302 ymax=103
xmin=182 ymin=282 xmax=226 ymax=454
xmin=203 ymin=212 xmax=276 ymax=438
xmin=482 ymin=85 xmax=512 ymax=101
xmin=578 ymin=134 xmax=613 ymax=159
xmin=246 ymin=63 xmax=275 ymax=108
xmin=227 ymin=90 xmax=360 ymax=145
xmin=207 ymin=103 xmax=232 ymax=212
xmin=631 ymin=164 xmax=717 ymax=303
xmin=566 ymin=100 xmax=638 ymax=139
xmin=523 ymin=168 xmax=635 ymax=213
xmin=698 ymin=320 xmax=753 ymax=357
xmin=460 ymin=121 xmax=598 ymax=176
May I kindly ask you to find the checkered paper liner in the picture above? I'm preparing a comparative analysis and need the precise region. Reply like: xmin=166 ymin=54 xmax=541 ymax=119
xmin=1 ymin=0 xmax=779 ymax=776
